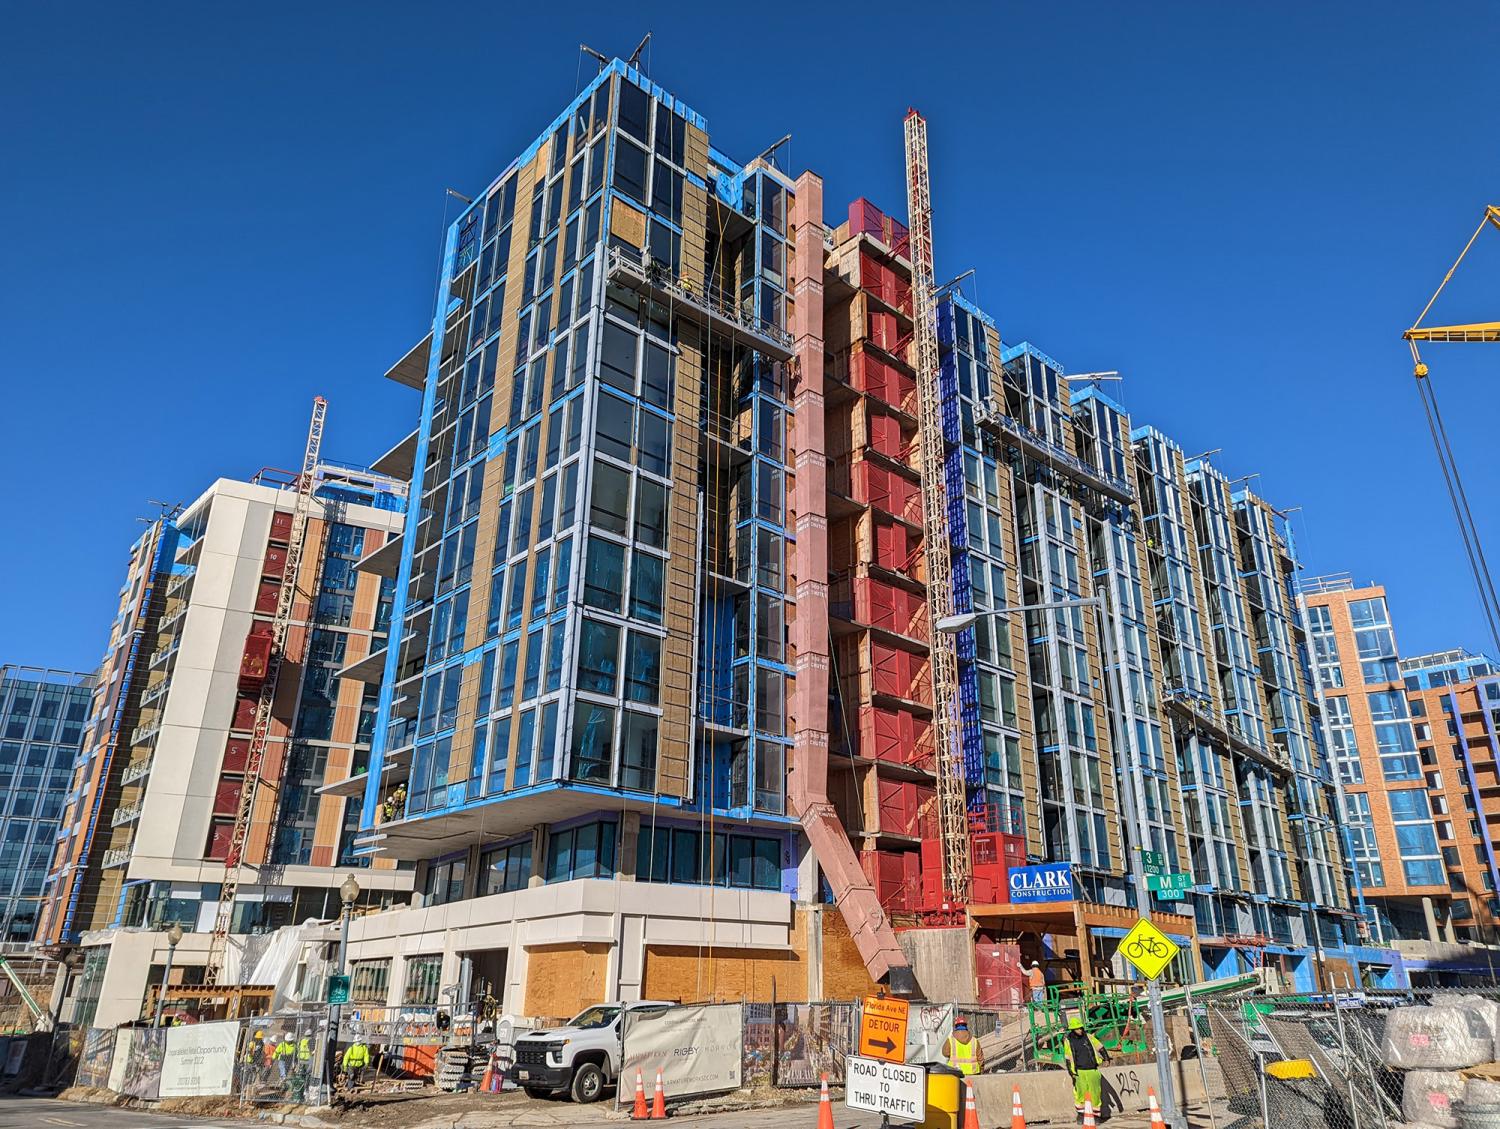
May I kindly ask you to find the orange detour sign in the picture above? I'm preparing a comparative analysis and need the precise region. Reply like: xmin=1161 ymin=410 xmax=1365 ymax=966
xmin=859 ymin=995 xmax=909 ymax=1064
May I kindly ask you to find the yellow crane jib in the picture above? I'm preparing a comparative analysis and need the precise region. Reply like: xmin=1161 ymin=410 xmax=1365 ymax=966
xmin=1404 ymin=204 xmax=1500 ymax=373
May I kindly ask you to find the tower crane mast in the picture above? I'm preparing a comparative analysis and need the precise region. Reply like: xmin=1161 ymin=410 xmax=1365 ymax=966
xmin=903 ymin=110 xmax=973 ymax=905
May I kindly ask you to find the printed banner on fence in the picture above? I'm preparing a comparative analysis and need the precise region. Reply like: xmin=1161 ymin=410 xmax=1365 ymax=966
xmin=775 ymin=1002 xmax=856 ymax=1087
xmin=742 ymin=1003 xmax=774 ymax=1088
xmin=76 ymin=1027 xmax=114 ymax=1089
xmin=619 ymin=1004 xmax=742 ymax=1104
xmin=118 ymin=1027 xmax=165 ymax=1099
xmin=161 ymin=1021 xmax=238 ymax=1098
xmin=106 ymin=1028 xmax=131 ymax=1093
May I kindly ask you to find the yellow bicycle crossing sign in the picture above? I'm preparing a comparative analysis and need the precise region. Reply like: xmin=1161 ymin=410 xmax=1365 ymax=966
xmin=1119 ymin=918 xmax=1180 ymax=980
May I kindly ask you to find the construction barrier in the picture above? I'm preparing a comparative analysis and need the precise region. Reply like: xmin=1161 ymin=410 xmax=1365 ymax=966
xmin=618 ymin=1003 xmax=742 ymax=1104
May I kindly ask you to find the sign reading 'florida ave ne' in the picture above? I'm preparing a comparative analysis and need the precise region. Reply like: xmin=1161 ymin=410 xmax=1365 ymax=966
xmin=1008 ymin=861 xmax=1075 ymax=904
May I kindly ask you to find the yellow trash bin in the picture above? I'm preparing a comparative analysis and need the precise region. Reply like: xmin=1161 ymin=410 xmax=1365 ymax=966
xmin=919 ymin=1067 xmax=963 ymax=1129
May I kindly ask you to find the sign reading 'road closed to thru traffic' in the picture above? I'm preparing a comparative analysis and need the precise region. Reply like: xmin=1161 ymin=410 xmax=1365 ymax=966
xmin=858 ymin=995 xmax=909 ymax=1064
xmin=846 ymin=1055 xmax=927 ymax=1121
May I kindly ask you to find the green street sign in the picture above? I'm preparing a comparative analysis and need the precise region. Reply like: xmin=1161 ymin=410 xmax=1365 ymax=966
xmin=1147 ymin=872 xmax=1193 ymax=900
xmin=327 ymin=975 xmax=351 ymax=1005
xmin=1140 ymin=850 xmax=1166 ymax=877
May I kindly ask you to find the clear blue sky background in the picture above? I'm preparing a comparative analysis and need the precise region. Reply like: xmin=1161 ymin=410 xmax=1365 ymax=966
xmin=4 ymin=1 xmax=1498 ymax=671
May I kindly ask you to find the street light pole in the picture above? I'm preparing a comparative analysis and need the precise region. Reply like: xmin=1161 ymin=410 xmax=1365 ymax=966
xmin=326 ymin=875 xmax=360 ymax=1099
xmin=1093 ymin=596 xmax=1186 ymax=1129
xmin=153 ymin=923 xmax=184 ymax=1028
xmin=939 ymin=596 xmax=1185 ymax=1128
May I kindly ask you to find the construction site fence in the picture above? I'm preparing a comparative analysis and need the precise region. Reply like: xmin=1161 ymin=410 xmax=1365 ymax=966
xmin=42 ymin=1012 xmax=330 ymax=1105
xmin=1200 ymin=985 xmax=1500 ymax=1129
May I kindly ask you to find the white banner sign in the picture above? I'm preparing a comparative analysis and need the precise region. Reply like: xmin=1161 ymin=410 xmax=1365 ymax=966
xmin=846 ymin=1055 xmax=927 ymax=1120
xmin=107 ymin=1028 xmax=133 ymax=1093
xmin=620 ymin=1004 xmax=743 ymax=1104
xmin=160 ymin=1021 xmax=239 ymax=1097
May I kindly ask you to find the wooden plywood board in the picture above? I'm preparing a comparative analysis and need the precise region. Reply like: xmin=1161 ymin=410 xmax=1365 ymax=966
xmin=524 ymin=942 xmax=612 ymax=1022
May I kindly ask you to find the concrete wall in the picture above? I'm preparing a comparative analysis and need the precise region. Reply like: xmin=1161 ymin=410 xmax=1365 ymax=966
xmin=973 ymin=1056 xmax=1223 ymax=1124
xmin=343 ymin=879 xmax=884 ymax=1016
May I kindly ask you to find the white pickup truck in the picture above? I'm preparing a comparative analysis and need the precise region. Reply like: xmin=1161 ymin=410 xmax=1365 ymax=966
xmin=511 ymin=1001 xmax=672 ymax=1102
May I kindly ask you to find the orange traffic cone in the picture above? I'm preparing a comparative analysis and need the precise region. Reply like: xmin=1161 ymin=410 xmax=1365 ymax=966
xmin=1010 ymin=1083 xmax=1027 ymax=1129
xmin=1147 ymin=1086 xmax=1165 ymax=1126
xmin=962 ymin=1078 xmax=981 ymax=1129
xmin=632 ymin=1068 xmax=649 ymax=1120
xmin=651 ymin=1067 xmax=667 ymax=1119
xmin=817 ymin=1073 xmax=835 ymax=1129
xmin=478 ymin=1055 xmax=493 ymax=1094
xmin=1082 ymin=1098 xmax=1097 ymax=1128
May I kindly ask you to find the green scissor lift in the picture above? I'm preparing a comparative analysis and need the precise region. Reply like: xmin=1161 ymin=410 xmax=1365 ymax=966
xmin=1026 ymin=972 xmax=1264 ymax=1064
xmin=1026 ymin=983 xmax=1150 ymax=1064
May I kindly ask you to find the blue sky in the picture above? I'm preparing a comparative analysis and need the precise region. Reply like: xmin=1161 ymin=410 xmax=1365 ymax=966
xmin=4 ymin=1 xmax=1499 ymax=671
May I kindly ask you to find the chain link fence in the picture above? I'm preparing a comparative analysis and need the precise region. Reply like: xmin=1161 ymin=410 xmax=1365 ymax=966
xmin=1202 ymin=987 xmax=1500 ymax=1128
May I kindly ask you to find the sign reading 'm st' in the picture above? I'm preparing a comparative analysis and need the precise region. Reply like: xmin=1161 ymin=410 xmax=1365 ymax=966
xmin=846 ymin=1055 xmax=926 ymax=1121
xmin=1008 ymin=861 xmax=1075 ymax=904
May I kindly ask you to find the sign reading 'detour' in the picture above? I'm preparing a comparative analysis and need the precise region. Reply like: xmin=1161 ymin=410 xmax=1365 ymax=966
xmin=1008 ymin=862 xmax=1075 ymax=904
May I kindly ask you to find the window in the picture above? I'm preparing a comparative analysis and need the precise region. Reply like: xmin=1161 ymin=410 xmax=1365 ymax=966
xmin=403 ymin=955 xmax=443 ymax=1006
xmin=424 ymin=857 xmax=467 ymax=906
xmin=577 ymin=619 xmax=621 ymax=695
xmin=624 ymin=631 xmax=661 ymax=704
xmin=590 ymin=460 xmax=631 ymax=535
xmin=481 ymin=840 xmax=533 ymax=895
xmin=613 ymin=137 xmax=648 ymax=203
xmin=620 ymin=711 xmax=657 ymax=791
xmin=596 ymin=391 xmax=635 ymax=463
xmin=643 ymin=343 xmax=673 ymax=409
xmin=633 ymin=826 xmax=781 ymax=891
xmin=570 ymin=702 xmax=615 ymax=783
xmin=756 ymin=666 xmax=785 ymax=735
xmin=638 ymin=411 xmax=670 ymax=476
xmin=351 ymin=959 xmax=391 ymax=1005
xmin=755 ymin=740 xmax=785 ymax=814
xmin=630 ymin=552 xmax=664 ymax=624
xmin=600 ymin=321 xmax=638 ymax=393
xmin=634 ymin=479 xmax=667 ymax=548
xmin=545 ymin=820 xmax=618 ymax=881
xmin=584 ymin=538 xmax=625 ymax=612
xmin=617 ymin=81 xmax=650 ymax=142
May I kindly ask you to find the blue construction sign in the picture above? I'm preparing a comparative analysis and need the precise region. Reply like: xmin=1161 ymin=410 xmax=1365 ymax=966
xmin=1008 ymin=862 xmax=1075 ymax=904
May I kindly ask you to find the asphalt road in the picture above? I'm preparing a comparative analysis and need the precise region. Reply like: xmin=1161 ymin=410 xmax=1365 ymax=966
xmin=0 ymin=1095 xmax=894 ymax=1129
xmin=0 ymin=1097 xmax=235 ymax=1128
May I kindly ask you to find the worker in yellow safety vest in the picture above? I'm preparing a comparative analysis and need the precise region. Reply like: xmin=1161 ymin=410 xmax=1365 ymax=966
xmin=342 ymin=1038 xmax=371 ymax=1086
xmin=941 ymin=1017 xmax=985 ymax=1075
xmin=273 ymin=1032 xmax=296 ymax=1081
xmin=1063 ymin=1015 xmax=1109 ymax=1119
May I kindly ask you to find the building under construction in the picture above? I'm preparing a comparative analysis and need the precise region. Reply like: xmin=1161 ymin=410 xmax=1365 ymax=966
xmin=329 ymin=55 xmax=1392 ymax=1018
xmin=38 ymin=449 xmax=413 ymax=1027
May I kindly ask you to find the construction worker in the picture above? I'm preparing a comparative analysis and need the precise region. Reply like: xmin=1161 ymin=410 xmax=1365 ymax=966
xmin=941 ymin=1017 xmax=984 ymax=1076
xmin=342 ymin=1037 xmax=371 ymax=1087
xmin=1028 ymin=960 xmax=1047 ymax=1004
xmin=1062 ymin=1015 xmax=1109 ymax=1121
xmin=241 ymin=1030 xmax=265 ymax=1089
xmin=296 ymin=1032 xmax=313 ymax=1083
xmin=273 ymin=1031 xmax=296 ymax=1081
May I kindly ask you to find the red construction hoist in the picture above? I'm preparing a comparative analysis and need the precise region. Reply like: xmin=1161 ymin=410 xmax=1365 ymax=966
xmin=203 ymin=396 xmax=327 ymax=986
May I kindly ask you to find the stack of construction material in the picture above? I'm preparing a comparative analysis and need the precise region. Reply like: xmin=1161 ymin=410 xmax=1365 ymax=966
xmin=1382 ymin=997 xmax=1499 ymax=1128
xmin=435 ymin=1045 xmax=485 ymax=1092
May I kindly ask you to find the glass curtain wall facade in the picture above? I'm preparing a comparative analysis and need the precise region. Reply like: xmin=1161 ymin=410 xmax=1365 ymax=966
xmin=360 ymin=61 xmax=797 ymax=896
xmin=0 ymin=666 xmax=93 ymax=942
